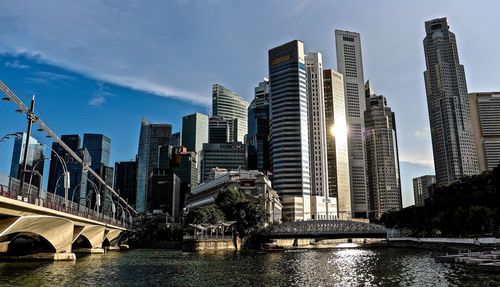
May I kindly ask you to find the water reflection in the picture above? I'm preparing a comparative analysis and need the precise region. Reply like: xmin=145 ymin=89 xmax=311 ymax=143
xmin=0 ymin=248 xmax=499 ymax=286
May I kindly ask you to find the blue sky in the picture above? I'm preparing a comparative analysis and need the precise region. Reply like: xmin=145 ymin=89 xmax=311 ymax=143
xmin=1 ymin=0 xmax=499 ymax=207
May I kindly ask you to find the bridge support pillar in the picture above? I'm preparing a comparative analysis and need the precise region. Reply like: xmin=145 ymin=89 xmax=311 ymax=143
xmin=73 ymin=248 xmax=105 ymax=254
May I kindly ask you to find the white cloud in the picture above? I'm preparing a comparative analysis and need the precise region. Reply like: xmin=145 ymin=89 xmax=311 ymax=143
xmin=0 ymin=1 xmax=210 ymax=106
xmin=88 ymin=94 xmax=106 ymax=107
xmin=4 ymin=60 xmax=30 ymax=69
xmin=414 ymin=127 xmax=430 ymax=140
xmin=399 ymin=153 xmax=434 ymax=167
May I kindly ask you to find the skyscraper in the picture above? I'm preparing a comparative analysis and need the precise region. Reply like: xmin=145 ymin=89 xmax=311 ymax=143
xmin=82 ymin=134 xmax=111 ymax=171
xmin=413 ymin=175 xmax=436 ymax=207
xmin=201 ymin=142 xmax=246 ymax=182
xmin=468 ymin=92 xmax=500 ymax=172
xmin=423 ymin=17 xmax=479 ymax=186
xmin=47 ymin=134 xmax=80 ymax=195
xmin=181 ymin=112 xmax=208 ymax=153
xmin=136 ymin=119 xmax=172 ymax=212
xmin=208 ymin=116 xmax=232 ymax=144
xmin=171 ymin=132 xmax=181 ymax=147
xmin=212 ymin=84 xmax=249 ymax=142
xmin=269 ymin=40 xmax=311 ymax=221
xmin=9 ymin=132 xmax=45 ymax=188
xmin=364 ymin=87 xmax=402 ymax=219
xmin=114 ymin=160 xmax=137 ymax=207
xmin=323 ymin=69 xmax=352 ymax=220
xmin=247 ymin=79 xmax=270 ymax=172
xmin=335 ymin=30 xmax=369 ymax=218
xmin=305 ymin=52 xmax=333 ymax=220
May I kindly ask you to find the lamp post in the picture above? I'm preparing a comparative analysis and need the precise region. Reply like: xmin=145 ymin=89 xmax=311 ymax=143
xmin=18 ymin=96 xmax=36 ymax=196
xmin=27 ymin=157 xmax=49 ymax=199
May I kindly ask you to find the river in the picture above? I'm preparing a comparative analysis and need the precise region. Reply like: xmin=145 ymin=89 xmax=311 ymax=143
xmin=0 ymin=248 xmax=499 ymax=286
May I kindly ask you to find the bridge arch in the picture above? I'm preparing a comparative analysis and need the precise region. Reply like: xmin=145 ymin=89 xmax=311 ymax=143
xmin=72 ymin=225 xmax=107 ymax=249
xmin=0 ymin=216 xmax=74 ymax=253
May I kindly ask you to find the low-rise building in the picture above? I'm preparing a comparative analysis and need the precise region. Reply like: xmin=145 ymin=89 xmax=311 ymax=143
xmin=185 ymin=169 xmax=282 ymax=223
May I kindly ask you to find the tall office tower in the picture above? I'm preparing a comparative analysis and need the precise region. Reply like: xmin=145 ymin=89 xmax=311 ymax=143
xmin=82 ymin=134 xmax=111 ymax=171
xmin=413 ymin=175 xmax=436 ymax=207
xmin=364 ymin=89 xmax=402 ymax=220
xmin=182 ymin=113 xmax=209 ymax=153
xmin=47 ymin=134 xmax=80 ymax=194
xmin=56 ymin=147 xmax=91 ymax=206
xmin=201 ymin=142 xmax=246 ymax=182
xmin=136 ymin=119 xmax=172 ymax=212
xmin=469 ymin=92 xmax=500 ymax=172
xmin=212 ymin=84 xmax=249 ymax=142
xmin=147 ymin=169 xmax=181 ymax=216
xmin=269 ymin=40 xmax=311 ymax=221
xmin=323 ymin=69 xmax=352 ymax=220
xmin=114 ymin=160 xmax=137 ymax=207
xmin=9 ymin=132 xmax=45 ymax=187
xmin=83 ymin=133 xmax=113 ymax=207
xmin=305 ymin=53 xmax=333 ymax=220
xmin=208 ymin=116 xmax=232 ymax=144
xmin=423 ymin=18 xmax=479 ymax=186
xmin=247 ymin=79 xmax=270 ymax=172
xmin=335 ymin=30 xmax=369 ymax=218
xmin=171 ymin=132 xmax=181 ymax=147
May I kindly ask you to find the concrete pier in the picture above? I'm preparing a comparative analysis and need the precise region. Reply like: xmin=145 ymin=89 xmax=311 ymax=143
xmin=0 ymin=252 xmax=76 ymax=261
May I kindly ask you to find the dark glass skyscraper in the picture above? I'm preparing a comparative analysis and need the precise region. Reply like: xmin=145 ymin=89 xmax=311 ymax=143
xmin=83 ymin=134 xmax=111 ymax=171
xmin=268 ymin=40 xmax=311 ymax=221
xmin=114 ymin=160 xmax=137 ymax=207
xmin=423 ymin=17 xmax=479 ymax=186
xmin=208 ymin=116 xmax=232 ymax=144
xmin=247 ymin=79 xmax=270 ymax=172
xmin=136 ymin=119 xmax=172 ymax=212
xmin=9 ymin=132 xmax=45 ymax=187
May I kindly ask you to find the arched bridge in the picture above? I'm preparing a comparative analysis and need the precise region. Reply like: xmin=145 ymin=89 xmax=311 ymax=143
xmin=259 ymin=220 xmax=387 ymax=239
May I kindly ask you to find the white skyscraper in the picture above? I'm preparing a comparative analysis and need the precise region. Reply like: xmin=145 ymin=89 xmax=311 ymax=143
xmin=335 ymin=30 xmax=369 ymax=218
xmin=305 ymin=53 xmax=335 ymax=219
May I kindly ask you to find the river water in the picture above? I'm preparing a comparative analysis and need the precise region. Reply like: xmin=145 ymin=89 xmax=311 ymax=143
xmin=0 ymin=248 xmax=499 ymax=287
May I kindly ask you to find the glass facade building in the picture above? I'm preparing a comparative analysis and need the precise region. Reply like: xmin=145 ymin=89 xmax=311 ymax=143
xmin=201 ymin=142 xmax=246 ymax=182
xmin=323 ymin=69 xmax=352 ymax=220
xmin=136 ymin=119 xmax=172 ymax=212
xmin=247 ymin=79 xmax=270 ymax=172
xmin=212 ymin=84 xmax=249 ymax=143
xmin=268 ymin=40 xmax=311 ymax=221
xmin=114 ymin=160 xmax=137 ymax=207
xmin=181 ymin=113 xmax=208 ymax=153
xmin=9 ymin=132 xmax=45 ymax=187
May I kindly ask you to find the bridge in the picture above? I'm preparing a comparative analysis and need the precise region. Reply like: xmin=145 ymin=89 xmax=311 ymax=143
xmin=0 ymin=175 xmax=132 ymax=260
xmin=0 ymin=81 xmax=136 ymax=261
xmin=258 ymin=220 xmax=387 ymax=240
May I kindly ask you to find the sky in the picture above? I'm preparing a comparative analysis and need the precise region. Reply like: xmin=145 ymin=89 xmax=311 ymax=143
xmin=1 ymin=0 xmax=499 ymax=207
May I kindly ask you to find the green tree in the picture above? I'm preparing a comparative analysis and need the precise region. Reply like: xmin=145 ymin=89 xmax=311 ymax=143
xmin=215 ymin=187 xmax=245 ymax=220
xmin=186 ymin=206 xmax=225 ymax=225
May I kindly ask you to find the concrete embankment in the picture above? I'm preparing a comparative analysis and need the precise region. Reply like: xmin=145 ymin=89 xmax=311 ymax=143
xmin=387 ymin=237 xmax=500 ymax=252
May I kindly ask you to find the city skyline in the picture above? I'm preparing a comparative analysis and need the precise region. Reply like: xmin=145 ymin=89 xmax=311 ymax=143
xmin=2 ymin=1 xmax=500 ymax=207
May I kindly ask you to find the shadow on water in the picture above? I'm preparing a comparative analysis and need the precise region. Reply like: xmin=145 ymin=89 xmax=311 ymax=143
xmin=0 ymin=248 xmax=500 ymax=286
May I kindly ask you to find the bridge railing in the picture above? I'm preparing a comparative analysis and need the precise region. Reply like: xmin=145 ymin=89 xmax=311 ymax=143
xmin=0 ymin=176 xmax=129 ymax=229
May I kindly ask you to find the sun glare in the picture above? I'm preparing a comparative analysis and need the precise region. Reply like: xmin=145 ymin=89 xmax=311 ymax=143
xmin=330 ymin=123 xmax=348 ymax=138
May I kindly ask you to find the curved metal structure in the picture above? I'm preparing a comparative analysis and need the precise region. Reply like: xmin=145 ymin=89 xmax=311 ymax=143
xmin=260 ymin=220 xmax=387 ymax=239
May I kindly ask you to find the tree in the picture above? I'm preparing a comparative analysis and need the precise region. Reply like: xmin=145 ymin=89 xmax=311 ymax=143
xmin=215 ymin=187 xmax=245 ymax=220
xmin=186 ymin=206 xmax=225 ymax=225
